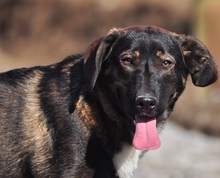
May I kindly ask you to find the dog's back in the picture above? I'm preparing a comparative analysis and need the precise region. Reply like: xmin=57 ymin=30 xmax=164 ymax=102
xmin=0 ymin=55 xmax=94 ymax=177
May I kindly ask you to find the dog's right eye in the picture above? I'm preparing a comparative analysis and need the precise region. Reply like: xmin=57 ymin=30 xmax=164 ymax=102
xmin=120 ymin=54 xmax=133 ymax=65
xmin=121 ymin=57 xmax=132 ymax=65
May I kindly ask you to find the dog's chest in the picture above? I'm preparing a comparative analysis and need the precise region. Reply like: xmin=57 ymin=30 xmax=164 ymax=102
xmin=113 ymin=144 xmax=142 ymax=178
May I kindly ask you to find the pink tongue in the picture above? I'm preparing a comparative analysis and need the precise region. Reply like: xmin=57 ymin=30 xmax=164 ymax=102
xmin=133 ymin=116 xmax=160 ymax=150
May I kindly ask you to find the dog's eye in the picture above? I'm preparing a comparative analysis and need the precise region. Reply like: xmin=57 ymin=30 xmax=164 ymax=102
xmin=162 ymin=60 xmax=173 ymax=68
xmin=121 ymin=56 xmax=133 ymax=65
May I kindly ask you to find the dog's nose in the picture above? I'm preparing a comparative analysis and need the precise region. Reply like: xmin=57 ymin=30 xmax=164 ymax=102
xmin=136 ymin=96 xmax=157 ymax=112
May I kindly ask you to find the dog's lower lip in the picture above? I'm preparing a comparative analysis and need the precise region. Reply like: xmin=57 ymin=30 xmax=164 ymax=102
xmin=136 ymin=112 xmax=155 ymax=118
xmin=133 ymin=114 xmax=155 ymax=123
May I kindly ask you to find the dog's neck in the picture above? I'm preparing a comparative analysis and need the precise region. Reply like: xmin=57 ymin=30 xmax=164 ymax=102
xmin=90 ymin=86 xmax=142 ymax=178
xmin=94 ymin=85 xmax=126 ymax=127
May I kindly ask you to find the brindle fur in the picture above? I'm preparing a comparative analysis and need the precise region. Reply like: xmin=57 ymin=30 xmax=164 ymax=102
xmin=0 ymin=25 xmax=218 ymax=178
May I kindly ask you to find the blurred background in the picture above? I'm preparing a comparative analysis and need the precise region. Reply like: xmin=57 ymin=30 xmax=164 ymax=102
xmin=0 ymin=0 xmax=219 ymax=177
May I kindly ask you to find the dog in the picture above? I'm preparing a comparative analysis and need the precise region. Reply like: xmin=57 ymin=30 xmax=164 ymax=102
xmin=0 ymin=25 xmax=218 ymax=178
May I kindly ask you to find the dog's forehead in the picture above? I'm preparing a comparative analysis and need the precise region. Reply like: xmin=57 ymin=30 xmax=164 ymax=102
xmin=109 ymin=25 xmax=178 ymax=37
xmin=112 ymin=27 xmax=180 ymax=54
xmin=110 ymin=25 xmax=180 ymax=51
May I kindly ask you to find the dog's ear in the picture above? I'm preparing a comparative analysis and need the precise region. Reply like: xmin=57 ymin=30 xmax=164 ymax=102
xmin=84 ymin=28 xmax=122 ymax=91
xmin=178 ymin=35 xmax=218 ymax=87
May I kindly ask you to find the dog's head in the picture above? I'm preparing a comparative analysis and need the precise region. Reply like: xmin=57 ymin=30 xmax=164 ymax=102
xmin=84 ymin=25 xmax=218 ymax=150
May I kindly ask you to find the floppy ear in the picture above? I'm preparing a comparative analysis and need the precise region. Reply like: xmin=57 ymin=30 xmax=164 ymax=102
xmin=84 ymin=29 xmax=122 ymax=91
xmin=180 ymin=36 xmax=218 ymax=87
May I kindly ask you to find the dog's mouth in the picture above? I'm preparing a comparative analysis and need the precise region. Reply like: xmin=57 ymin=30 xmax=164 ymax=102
xmin=133 ymin=115 xmax=161 ymax=151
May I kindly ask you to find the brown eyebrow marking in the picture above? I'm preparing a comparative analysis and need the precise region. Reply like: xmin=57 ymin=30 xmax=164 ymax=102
xmin=156 ymin=51 xmax=175 ymax=61
xmin=134 ymin=50 xmax=140 ymax=58
xmin=156 ymin=51 xmax=163 ymax=57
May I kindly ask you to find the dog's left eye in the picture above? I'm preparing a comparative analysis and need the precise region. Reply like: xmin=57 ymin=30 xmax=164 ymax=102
xmin=162 ymin=60 xmax=173 ymax=68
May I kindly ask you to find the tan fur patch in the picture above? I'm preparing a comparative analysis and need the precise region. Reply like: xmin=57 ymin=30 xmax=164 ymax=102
xmin=134 ymin=50 xmax=140 ymax=58
xmin=22 ymin=70 xmax=53 ymax=174
xmin=182 ymin=76 xmax=187 ymax=85
xmin=183 ymin=50 xmax=192 ymax=56
xmin=108 ymin=27 xmax=118 ymax=34
xmin=76 ymin=96 xmax=97 ymax=134
xmin=172 ymin=92 xmax=179 ymax=99
xmin=156 ymin=50 xmax=163 ymax=57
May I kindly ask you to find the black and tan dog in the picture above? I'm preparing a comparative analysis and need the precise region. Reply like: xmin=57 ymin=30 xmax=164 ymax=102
xmin=0 ymin=25 xmax=218 ymax=178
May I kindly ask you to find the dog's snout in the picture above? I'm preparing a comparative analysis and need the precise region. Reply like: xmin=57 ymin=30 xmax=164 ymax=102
xmin=136 ymin=96 xmax=157 ymax=112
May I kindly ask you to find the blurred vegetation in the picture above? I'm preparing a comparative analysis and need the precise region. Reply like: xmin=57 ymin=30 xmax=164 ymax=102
xmin=171 ymin=0 xmax=220 ymax=136
xmin=0 ymin=0 xmax=193 ymax=68
xmin=0 ymin=0 xmax=219 ymax=135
